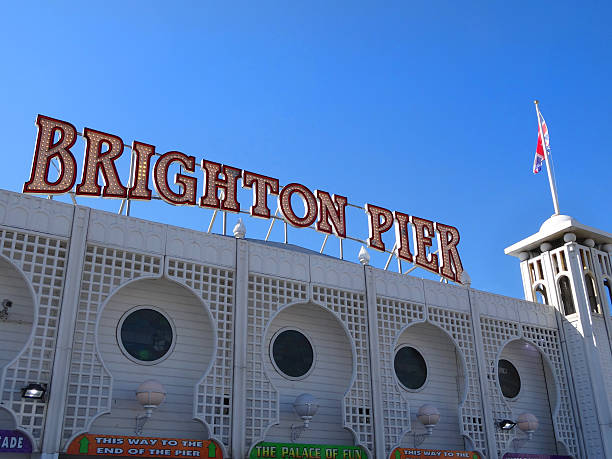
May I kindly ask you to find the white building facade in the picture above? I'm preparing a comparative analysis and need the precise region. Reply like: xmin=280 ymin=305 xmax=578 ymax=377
xmin=0 ymin=190 xmax=611 ymax=459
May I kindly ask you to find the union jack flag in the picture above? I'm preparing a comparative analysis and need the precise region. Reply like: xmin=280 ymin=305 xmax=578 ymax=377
xmin=533 ymin=111 xmax=550 ymax=174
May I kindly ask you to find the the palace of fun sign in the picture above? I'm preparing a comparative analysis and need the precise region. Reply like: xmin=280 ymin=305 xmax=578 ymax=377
xmin=23 ymin=115 xmax=464 ymax=282
xmin=249 ymin=442 xmax=366 ymax=458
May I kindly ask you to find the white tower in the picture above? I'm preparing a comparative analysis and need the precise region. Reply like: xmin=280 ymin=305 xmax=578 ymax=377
xmin=505 ymin=214 xmax=612 ymax=458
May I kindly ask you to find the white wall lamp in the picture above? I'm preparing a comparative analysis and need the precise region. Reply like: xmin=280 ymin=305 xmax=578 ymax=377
xmin=413 ymin=404 xmax=440 ymax=447
xmin=291 ymin=393 xmax=319 ymax=442
xmin=496 ymin=413 xmax=539 ymax=449
xmin=512 ymin=413 xmax=539 ymax=449
xmin=135 ymin=380 xmax=166 ymax=435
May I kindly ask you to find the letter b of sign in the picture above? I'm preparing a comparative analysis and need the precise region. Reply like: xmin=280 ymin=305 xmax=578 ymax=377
xmin=23 ymin=115 xmax=78 ymax=194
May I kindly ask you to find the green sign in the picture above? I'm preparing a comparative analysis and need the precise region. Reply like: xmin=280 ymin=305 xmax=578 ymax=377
xmin=249 ymin=442 xmax=366 ymax=459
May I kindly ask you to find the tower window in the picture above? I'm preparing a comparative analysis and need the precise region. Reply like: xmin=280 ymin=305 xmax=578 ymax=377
xmin=536 ymin=260 xmax=544 ymax=280
xmin=603 ymin=278 xmax=612 ymax=315
xmin=534 ymin=284 xmax=548 ymax=304
xmin=558 ymin=276 xmax=576 ymax=315
xmin=552 ymin=253 xmax=560 ymax=275
xmin=585 ymin=274 xmax=601 ymax=314
xmin=560 ymin=251 xmax=567 ymax=271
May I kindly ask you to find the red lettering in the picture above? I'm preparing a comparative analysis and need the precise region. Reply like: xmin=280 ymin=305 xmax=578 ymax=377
xmin=316 ymin=191 xmax=347 ymax=238
xmin=365 ymin=204 xmax=393 ymax=251
xmin=200 ymin=160 xmax=241 ymax=212
xmin=23 ymin=115 xmax=78 ymax=194
xmin=279 ymin=183 xmax=318 ymax=227
xmin=393 ymin=211 xmax=413 ymax=262
xmin=436 ymin=222 xmax=464 ymax=282
xmin=242 ymin=171 xmax=279 ymax=218
xmin=153 ymin=152 xmax=197 ymax=206
xmin=76 ymin=128 xmax=127 ymax=197
xmin=128 ymin=141 xmax=156 ymax=200
xmin=411 ymin=216 xmax=439 ymax=273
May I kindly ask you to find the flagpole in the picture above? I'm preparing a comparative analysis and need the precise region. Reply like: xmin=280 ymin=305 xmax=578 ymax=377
xmin=534 ymin=100 xmax=561 ymax=215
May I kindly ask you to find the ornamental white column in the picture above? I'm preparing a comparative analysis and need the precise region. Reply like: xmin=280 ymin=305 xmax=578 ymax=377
xmin=231 ymin=238 xmax=249 ymax=458
xmin=41 ymin=207 xmax=90 ymax=455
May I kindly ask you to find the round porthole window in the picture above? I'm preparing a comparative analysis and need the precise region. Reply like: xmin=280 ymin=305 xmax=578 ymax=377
xmin=394 ymin=346 xmax=427 ymax=390
xmin=117 ymin=306 xmax=175 ymax=364
xmin=270 ymin=328 xmax=314 ymax=379
xmin=498 ymin=359 xmax=521 ymax=399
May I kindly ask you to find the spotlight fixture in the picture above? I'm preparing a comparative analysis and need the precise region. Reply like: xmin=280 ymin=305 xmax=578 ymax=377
xmin=497 ymin=419 xmax=517 ymax=430
xmin=21 ymin=383 xmax=47 ymax=400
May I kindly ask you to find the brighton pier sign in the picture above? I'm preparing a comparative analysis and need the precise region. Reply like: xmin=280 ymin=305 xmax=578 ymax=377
xmin=23 ymin=115 xmax=464 ymax=282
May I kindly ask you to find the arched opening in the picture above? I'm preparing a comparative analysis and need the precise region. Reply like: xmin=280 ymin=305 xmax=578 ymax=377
xmin=0 ymin=257 xmax=36 ymax=371
xmin=0 ymin=407 xmax=16 ymax=429
xmin=395 ymin=322 xmax=466 ymax=451
xmin=91 ymin=277 xmax=215 ymax=439
xmin=585 ymin=273 xmax=601 ymax=314
xmin=263 ymin=302 xmax=354 ymax=445
xmin=499 ymin=340 xmax=558 ymax=455
xmin=534 ymin=284 xmax=548 ymax=305
xmin=604 ymin=278 xmax=612 ymax=315
xmin=558 ymin=276 xmax=575 ymax=315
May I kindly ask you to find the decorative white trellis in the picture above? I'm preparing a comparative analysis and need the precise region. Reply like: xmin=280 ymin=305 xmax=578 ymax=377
xmin=480 ymin=316 xmax=579 ymax=458
xmin=480 ymin=316 xmax=518 ymax=456
xmin=311 ymin=285 xmax=372 ymax=453
xmin=166 ymin=258 xmax=235 ymax=448
xmin=0 ymin=229 xmax=68 ymax=445
xmin=375 ymin=297 xmax=424 ymax=453
xmin=244 ymin=275 xmax=374 ymax=454
xmin=522 ymin=324 xmax=577 ymax=454
xmin=245 ymin=274 xmax=308 ymax=449
xmin=375 ymin=297 xmax=487 ymax=456
xmin=61 ymin=245 xmax=162 ymax=444
xmin=428 ymin=306 xmax=487 ymax=453
xmin=0 ymin=189 xmax=603 ymax=459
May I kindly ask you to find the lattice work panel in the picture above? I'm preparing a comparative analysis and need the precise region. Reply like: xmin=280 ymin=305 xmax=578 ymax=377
xmin=166 ymin=259 xmax=234 ymax=448
xmin=312 ymin=286 xmax=372 ymax=453
xmin=480 ymin=317 xmax=520 ymax=457
xmin=0 ymin=229 xmax=68 ymax=444
xmin=563 ymin=318 xmax=603 ymax=456
xmin=376 ymin=297 xmax=425 ymax=454
xmin=550 ymin=247 xmax=570 ymax=277
xmin=62 ymin=245 xmax=162 ymax=443
xmin=246 ymin=275 xmax=308 ymax=449
xmin=521 ymin=325 xmax=578 ymax=457
xmin=592 ymin=248 xmax=611 ymax=277
xmin=428 ymin=307 xmax=486 ymax=453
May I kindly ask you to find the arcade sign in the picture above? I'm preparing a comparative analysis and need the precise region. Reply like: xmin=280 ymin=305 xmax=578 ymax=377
xmin=23 ymin=115 xmax=464 ymax=283
xmin=0 ymin=430 xmax=32 ymax=453
xmin=502 ymin=454 xmax=571 ymax=459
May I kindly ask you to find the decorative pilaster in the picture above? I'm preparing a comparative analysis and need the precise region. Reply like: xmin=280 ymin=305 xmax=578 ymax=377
xmin=363 ymin=266 xmax=385 ymax=459
xmin=466 ymin=288 xmax=497 ymax=459
xmin=231 ymin=239 xmax=249 ymax=458
xmin=41 ymin=206 xmax=89 ymax=455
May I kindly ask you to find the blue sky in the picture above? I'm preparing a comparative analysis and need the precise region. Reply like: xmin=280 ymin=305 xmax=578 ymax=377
xmin=1 ymin=1 xmax=611 ymax=299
